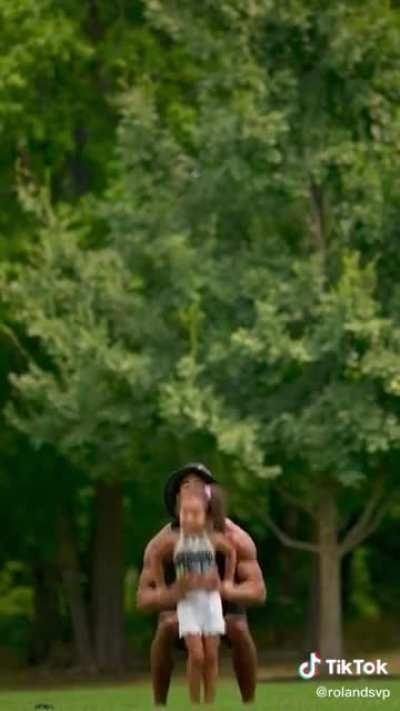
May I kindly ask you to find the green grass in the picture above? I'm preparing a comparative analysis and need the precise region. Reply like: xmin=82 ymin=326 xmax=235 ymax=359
xmin=0 ymin=679 xmax=397 ymax=711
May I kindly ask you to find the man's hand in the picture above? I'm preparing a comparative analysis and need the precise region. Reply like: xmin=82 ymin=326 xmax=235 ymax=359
xmin=220 ymin=579 xmax=236 ymax=601
xmin=176 ymin=569 xmax=221 ymax=597
xmin=176 ymin=573 xmax=198 ymax=598
xmin=199 ymin=568 xmax=221 ymax=592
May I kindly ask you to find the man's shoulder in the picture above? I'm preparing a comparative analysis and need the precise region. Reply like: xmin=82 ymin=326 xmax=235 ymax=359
xmin=144 ymin=523 xmax=173 ymax=555
xmin=224 ymin=518 xmax=248 ymax=536
xmin=224 ymin=518 xmax=257 ymax=559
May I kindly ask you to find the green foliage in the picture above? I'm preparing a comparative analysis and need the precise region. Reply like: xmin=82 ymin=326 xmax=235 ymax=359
xmin=1 ymin=194 xmax=163 ymax=478
xmin=115 ymin=0 xmax=400 ymax=510
xmin=349 ymin=548 xmax=379 ymax=620
xmin=2 ymin=0 xmax=400 ymax=663
xmin=0 ymin=562 xmax=33 ymax=619
xmin=0 ymin=562 xmax=33 ymax=658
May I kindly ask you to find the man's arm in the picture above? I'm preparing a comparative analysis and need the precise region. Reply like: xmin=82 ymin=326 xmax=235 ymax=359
xmin=213 ymin=532 xmax=237 ymax=582
xmin=136 ymin=528 xmax=180 ymax=613
xmin=221 ymin=520 xmax=266 ymax=606
xmin=222 ymin=559 xmax=266 ymax=606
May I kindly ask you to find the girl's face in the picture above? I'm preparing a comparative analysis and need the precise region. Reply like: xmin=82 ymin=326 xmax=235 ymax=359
xmin=179 ymin=494 xmax=206 ymax=534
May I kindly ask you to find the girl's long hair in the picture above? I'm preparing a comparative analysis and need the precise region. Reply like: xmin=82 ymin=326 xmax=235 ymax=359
xmin=207 ymin=483 xmax=226 ymax=532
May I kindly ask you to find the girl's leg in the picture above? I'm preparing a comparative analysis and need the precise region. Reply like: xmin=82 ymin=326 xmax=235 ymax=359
xmin=203 ymin=635 xmax=220 ymax=704
xmin=184 ymin=634 xmax=204 ymax=704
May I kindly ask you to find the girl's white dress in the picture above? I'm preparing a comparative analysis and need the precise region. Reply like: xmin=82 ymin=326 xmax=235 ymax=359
xmin=174 ymin=530 xmax=225 ymax=638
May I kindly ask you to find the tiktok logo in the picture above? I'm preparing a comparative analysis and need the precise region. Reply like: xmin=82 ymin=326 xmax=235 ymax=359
xmin=298 ymin=651 xmax=322 ymax=679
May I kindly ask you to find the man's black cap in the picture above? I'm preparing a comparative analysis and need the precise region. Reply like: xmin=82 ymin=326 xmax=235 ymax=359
xmin=164 ymin=462 xmax=217 ymax=517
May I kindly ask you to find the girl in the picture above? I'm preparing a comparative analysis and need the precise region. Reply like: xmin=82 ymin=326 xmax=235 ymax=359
xmin=155 ymin=483 xmax=236 ymax=704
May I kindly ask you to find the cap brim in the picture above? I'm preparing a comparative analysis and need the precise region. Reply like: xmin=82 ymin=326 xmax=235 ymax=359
xmin=164 ymin=463 xmax=217 ymax=517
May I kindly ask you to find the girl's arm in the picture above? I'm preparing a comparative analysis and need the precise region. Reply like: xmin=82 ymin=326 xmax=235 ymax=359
xmin=213 ymin=533 xmax=237 ymax=582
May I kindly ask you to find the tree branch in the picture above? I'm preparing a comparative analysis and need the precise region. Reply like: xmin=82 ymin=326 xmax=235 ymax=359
xmin=309 ymin=178 xmax=327 ymax=261
xmin=0 ymin=324 xmax=31 ymax=363
xmin=275 ymin=484 xmax=317 ymax=518
xmin=361 ymin=501 xmax=390 ymax=539
xmin=339 ymin=480 xmax=386 ymax=556
xmin=341 ymin=501 xmax=390 ymax=555
xmin=265 ymin=513 xmax=320 ymax=554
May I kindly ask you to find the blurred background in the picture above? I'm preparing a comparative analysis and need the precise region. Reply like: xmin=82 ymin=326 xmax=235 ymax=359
xmin=0 ymin=0 xmax=399 ymax=683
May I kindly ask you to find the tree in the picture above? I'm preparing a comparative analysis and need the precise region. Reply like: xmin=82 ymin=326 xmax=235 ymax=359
xmin=0 ymin=183 xmax=167 ymax=670
xmin=0 ymin=0 xmax=213 ymax=257
xmin=113 ymin=0 xmax=400 ymax=659
xmin=0 ymin=0 xmax=249 ymax=668
xmin=4 ymin=0 xmax=400 ymax=665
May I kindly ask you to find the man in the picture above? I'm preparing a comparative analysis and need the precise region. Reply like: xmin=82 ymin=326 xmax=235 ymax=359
xmin=137 ymin=463 xmax=266 ymax=705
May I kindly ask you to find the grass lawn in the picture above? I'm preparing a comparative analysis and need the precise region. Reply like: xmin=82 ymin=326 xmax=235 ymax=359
xmin=0 ymin=679 xmax=397 ymax=711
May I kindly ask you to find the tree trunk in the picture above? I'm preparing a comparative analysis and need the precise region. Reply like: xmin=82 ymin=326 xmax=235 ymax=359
xmin=91 ymin=479 xmax=125 ymax=672
xmin=29 ymin=561 xmax=61 ymax=665
xmin=280 ymin=508 xmax=299 ymax=600
xmin=58 ymin=513 xmax=96 ymax=672
xmin=317 ymin=492 xmax=342 ymax=660
xmin=304 ymin=551 xmax=320 ymax=655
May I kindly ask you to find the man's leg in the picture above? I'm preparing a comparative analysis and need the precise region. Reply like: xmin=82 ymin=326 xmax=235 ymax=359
xmin=150 ymin=611 xmax=178 ymax=705
xmin=225 ymin=614 xmax=257 ymax=703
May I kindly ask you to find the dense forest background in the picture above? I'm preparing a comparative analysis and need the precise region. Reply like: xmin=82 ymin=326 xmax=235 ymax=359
xmin=0 ymin=0 xmax=399 ymax=675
